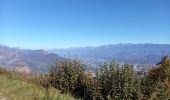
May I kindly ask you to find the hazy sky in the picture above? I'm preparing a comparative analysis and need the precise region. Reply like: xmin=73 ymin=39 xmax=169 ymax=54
xmin=0 ymin=0 xmax=170 ymax=49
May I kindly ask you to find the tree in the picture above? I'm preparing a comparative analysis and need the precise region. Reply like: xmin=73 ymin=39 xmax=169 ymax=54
xmin=48 ymin=59 xmax=96 ymax=99
xmin=96 ymin=61 xmax=142 ymax=100
xmin=121 ymin=64 xmax=143 ymax=100
xmin=48 ymin=59 xmax=83 ymax=93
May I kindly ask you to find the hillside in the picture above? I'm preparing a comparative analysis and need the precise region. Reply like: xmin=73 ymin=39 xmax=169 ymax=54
xmin=0 ymin=45 xmax=63 ymax=73
xmin=0 ymin=74 xmax=73 ymax=100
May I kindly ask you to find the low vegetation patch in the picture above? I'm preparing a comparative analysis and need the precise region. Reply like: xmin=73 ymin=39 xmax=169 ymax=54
xmin=0 ymin=70 xmax=73 ymax=100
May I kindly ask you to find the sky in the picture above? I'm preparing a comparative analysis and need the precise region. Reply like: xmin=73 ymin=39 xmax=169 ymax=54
xmin=0 ymin=0 xmax=170 ymax=49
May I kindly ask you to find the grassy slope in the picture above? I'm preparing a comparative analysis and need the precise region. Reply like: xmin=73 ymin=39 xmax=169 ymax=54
xmin=0 ymin=74 xmax=74 ymax=100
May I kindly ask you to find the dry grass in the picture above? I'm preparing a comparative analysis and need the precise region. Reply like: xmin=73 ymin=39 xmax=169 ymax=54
xmin=0 ymin=72 xmax=74 ymax=100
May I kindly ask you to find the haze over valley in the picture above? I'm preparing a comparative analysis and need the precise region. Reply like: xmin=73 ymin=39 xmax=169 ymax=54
xmin=50 ymin=43 xmax=170 ymax=68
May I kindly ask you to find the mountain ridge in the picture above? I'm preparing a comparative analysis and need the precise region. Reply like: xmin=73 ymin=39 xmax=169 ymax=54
xmin=0 ymin=45 xmax=63 ymax=73
xmin=49 ymin=43 xmax=170 ymax=68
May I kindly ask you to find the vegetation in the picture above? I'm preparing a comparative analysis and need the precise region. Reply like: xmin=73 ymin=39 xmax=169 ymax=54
xmin=48 ymin=57 xmax=170 ymax=100
xmin=0 ymin=68 xmax=73 ymax=100
xmin=0 ymin=56 xmax=170 ymax=100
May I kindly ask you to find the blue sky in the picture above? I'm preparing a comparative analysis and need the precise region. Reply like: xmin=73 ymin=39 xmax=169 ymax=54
xmin=0 ymin=0 xmax=170 ymax=49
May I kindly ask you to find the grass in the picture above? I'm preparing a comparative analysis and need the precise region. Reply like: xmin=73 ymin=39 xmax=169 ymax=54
xmin=0 ymin=74 xmax=74 ymax=100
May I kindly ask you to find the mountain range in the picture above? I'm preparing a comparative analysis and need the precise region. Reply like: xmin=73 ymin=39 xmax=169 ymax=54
xmin=49 ymin=43 xmax=170 ymax=70
xmin=0 ymin=45 xmax=63 ymax=73
xmin=1 ymin=44 xmax=170 ymax=73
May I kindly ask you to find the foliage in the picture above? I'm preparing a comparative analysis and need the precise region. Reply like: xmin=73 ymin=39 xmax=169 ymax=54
xmin=146 ymin=56 xmax=170 ymax=99
xmin=96 ymin=61 xmax=142 ymax=100
xmin=48 ymin=59 xmax=96 ymax=99
xmin=48 ymin=57 xmax=170 ymax=100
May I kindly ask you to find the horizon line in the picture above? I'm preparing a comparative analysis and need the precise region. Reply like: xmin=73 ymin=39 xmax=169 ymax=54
xmin=1 ymin=43 xmax=170 ymax=50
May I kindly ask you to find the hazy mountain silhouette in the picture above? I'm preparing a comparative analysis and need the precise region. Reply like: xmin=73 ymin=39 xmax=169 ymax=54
xmin=0 ymin=45 xmax=63 ymax=73
xmin=50 ymin=44 xmax=170 ymax=65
